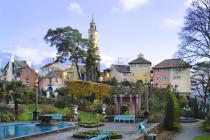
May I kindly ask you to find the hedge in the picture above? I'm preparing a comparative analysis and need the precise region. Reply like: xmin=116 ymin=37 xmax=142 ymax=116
xmin=65 ymin=80 xmax=112 ymax=100
xmin=163 ymin=90 xmax=181 ymax=131
xmin=73 ymin=130 xmax=122 ymax=139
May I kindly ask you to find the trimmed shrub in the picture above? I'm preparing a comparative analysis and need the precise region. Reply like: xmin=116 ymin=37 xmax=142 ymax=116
xmin=73 ymin=130 xmax=122 ymax=139
xmin=65 ymin=80 xmax=112 ymax=101
xmin=54 ymin=99 xmax=66 ymax=108
xmin=18 ymin=113 xmax=32 ymax=121
xmin=42 ymin=105 xmax=56 ymax=114
xmin=163 ymin=91 xmax=180 ymax=131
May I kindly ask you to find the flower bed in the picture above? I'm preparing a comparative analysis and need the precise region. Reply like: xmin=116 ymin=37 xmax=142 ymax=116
xmin=78 ymin=122 xmax=104 ymax=128
xmin=73 ymin=130 xmax=122 ymax=139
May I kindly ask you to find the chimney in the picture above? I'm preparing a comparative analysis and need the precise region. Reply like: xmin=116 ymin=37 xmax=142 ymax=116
xmin=52 ymin=57 xmax=57 ymax=62
xmin=26 ymin=60 xmax=32 ymax=67
xmin=138 ymin=53 xmax=144 ymax=58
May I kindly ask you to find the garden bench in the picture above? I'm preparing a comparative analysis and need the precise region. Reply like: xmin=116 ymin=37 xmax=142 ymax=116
xmin=42 ymin=114 xmax=62 ymax=121
xmin=114 ymin=115 xmax=135 ymax=123
xmin=88 ymin=131 xmax=111 ymax=140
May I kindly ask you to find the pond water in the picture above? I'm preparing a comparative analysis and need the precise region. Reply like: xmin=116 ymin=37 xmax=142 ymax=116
xmin=0 ymin=122 xmax=73 ymax=140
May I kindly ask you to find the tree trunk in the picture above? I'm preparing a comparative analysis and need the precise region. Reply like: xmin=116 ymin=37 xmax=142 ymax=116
xmin=75 ymin=62 xmax=81 ymax=80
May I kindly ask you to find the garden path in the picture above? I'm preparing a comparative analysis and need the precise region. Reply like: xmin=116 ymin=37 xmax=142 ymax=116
xmin=174 ymin=120 xmax=209 ymax=140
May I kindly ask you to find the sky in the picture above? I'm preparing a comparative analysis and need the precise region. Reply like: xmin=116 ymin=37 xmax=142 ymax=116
xmin=0 ymin=0 xmax=194 ymax=70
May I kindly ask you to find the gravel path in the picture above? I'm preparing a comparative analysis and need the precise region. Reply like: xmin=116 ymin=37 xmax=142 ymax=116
xmin=31 ymin=122 xmax=141 ymax=140
xmin=174 ymin=120 xmax=209 ymax=140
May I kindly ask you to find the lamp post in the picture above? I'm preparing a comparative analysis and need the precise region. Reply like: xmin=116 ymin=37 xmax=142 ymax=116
xmin=144 ymin=83 xmax=149 ymax=112
xmin=33 ymin=78 xmax=39 ymax=121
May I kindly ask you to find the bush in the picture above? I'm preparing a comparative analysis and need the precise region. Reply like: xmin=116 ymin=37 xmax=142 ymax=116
xmin=73 ymin=130 xmax=122 ymax=139
xmin=42 ymin=105 xmax=56 ymax=114
xmin=0 ymin=113 xmax=10 ymax=122
xmin=148 ymin=97 xmax=161 ymax=113
xmin=18 ymin=113 xmax=32 ymax=121
xmin=163 ymin=91 xmax=180 ymax=131
xmin=65 ymin=80 xmax=112 ymax=101
xmin=54 ymin=99 xmax=66 ymax=108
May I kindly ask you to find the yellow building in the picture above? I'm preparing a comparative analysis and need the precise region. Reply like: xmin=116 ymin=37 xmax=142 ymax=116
xmin=128 ymin=54 xmax=151 ymax=83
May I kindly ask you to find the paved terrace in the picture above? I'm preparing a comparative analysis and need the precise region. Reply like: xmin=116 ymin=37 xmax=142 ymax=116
xmin=32 ymin=122 xmax=154 ymax=140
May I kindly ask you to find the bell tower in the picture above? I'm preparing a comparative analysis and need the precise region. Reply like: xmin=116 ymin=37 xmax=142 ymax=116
xmin=88 ymin=17 xmax=99 ymax=55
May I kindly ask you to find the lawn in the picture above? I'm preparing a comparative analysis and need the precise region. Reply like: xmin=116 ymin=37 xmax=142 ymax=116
xmin=194 ymin=136 xmax=210 ymax=140
xmin=17 ymin=104 xmax=97 ymax=122
xmin=79 ymin=111 xmax=97 ymax=123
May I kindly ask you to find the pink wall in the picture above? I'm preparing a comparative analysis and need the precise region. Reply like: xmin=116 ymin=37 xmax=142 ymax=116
xmin=153 ymin=69 xmax=170 ymax=87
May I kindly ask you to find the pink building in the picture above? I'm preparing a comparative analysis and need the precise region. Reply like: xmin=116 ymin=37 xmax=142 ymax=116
xmin=152 ymin=59 xmax=191 ymax=94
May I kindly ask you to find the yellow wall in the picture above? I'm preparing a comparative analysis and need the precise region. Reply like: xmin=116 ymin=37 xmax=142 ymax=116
xmin=129 ymin=64 xmax=151 ymax=83
xmin=170 ymin=68 xmax=191 ymax=93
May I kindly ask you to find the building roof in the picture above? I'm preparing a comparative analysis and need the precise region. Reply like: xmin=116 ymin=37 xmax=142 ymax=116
xmin=111 ymin=65 xmax=130 ymax=73
xmin=4 ymin=60 xmax=28 ymax=71
xmin=14 ymin=60 xmax=28 ymax=68
xmin=45 ymin=70 xmax=63 ymax=78
xmin=129 ymin=57 xmax=151 ymax=65
xmin=152 ymin=59 xmax=191 ymax=69
xmin=41 ymin=61 xmax=59 ymax=69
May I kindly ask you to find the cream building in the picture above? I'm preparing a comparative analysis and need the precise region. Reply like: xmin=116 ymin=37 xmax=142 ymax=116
xmin=128 ymin=54 xmax=151 ymax=83
xmin=110 ymin=65 xmax=130 ymax=82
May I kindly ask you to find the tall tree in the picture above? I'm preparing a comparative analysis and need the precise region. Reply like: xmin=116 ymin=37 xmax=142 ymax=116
xmin=191 ymin=62 xmax=210 ymax=112
xmin=86 ymin=39 xmax=100 ymax=82
xmin=177 ymin=0 xmax=210 ymax=63
xmin=44 ymin=26 xmax=87 ymax=80
xmin=8 ymin=80 xmax=23 ymax=119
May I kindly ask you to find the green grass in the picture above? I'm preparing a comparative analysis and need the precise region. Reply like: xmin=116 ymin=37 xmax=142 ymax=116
xmin=17 ymin=112 xmax=33 ymax=121
xmin=194 ymin=136 xmax=210 ymax=140
xmin=79 ymin=111 xmax=97 ymax=123
xmin=17 ymin=104 xmax=97 ymax=122
xmin=17 ymin=104 xmax=72 ymax=121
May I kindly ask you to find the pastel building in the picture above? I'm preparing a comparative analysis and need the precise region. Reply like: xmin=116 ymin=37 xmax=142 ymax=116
xmin=152 ymin=59 xmax=191 ymax=94
xmin=110 ymin=65 xmax=130 ymax=82
xmin=129 ymin=54 xmax=151 ymax=83
xmin=39 ymin=70 xmax=65 ymax=94
xmin=39 ymin=58 xmax=61 ymax=77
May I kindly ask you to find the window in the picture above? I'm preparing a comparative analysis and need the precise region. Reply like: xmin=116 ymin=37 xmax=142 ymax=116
xmin=49 ymin=78 xmax=52 ymax=85
xmin=56 ymin=78 xmax=58 ymax=82
xmin=123 ymin=73 xmax=127 ymax=76
xmin=25 ymin=78 xmax=29 ymax=86
xmin=173 ymin=75 xmax=181 ymax=80
xmin=161 ymin=76 xmax=168 ymax=80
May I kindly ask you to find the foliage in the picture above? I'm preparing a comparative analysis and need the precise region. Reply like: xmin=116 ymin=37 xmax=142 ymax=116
xmin=65 ymin=80 xmax=112 ymax=101
xmin=202 ymin=120 xmax=210 ymax=132
xmin=54 ymin=99 xmax=67 ymax=108
xmin=44 ymin=26 xmax=87 ymax=80
xmin=147 ymin=97 xmax=162 ymax=113
xmin=17 ymin=112 xmax=32 ymax=121
xmin=79 ymin=122 xmax=104 ymax=128
xmin=191 ymin=62 xmax=210 ymax=112
xmin=86 ymin=39 xmax=100 ymax=82
xmin=0 ymin=112 xmax=14 ymax=122
xmin=148 ymin=112 xmax=164 ymax=123
xmin=177 ymin=0 xmax=210 ymax=63
xmin=79 ymin=111 xmax=97 ymax=123
xmin=163 ymin=91 xmax=181 ymax=131
xmin=42 ymin=104 xmax=57 ymax=114
xmin=194 ymin=136 xmax=210 ymax=140
xmin=73 ymin=130 xmax=122 ymax=139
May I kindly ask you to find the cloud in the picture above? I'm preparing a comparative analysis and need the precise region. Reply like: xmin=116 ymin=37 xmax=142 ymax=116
xmin=111 ymin=7 xmax=119 ymax=13
xmin=119 ymin=0 xmax=148 ymax=11
xmin=3 ymin=45 xmax=57 ymax=65
xmin=163 ymin=18 xmax=183 ymax=27
xmin=184 ymin=0 xmax=193 ymax=7
xmin=101 ymin=53 xmax=117 ymax=68
xmin=68 ymin=2 xmax=84 ymax=15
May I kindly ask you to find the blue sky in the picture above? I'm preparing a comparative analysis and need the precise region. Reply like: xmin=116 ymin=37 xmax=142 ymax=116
xmin=0 ymin=0 xmax=193 ymax=69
